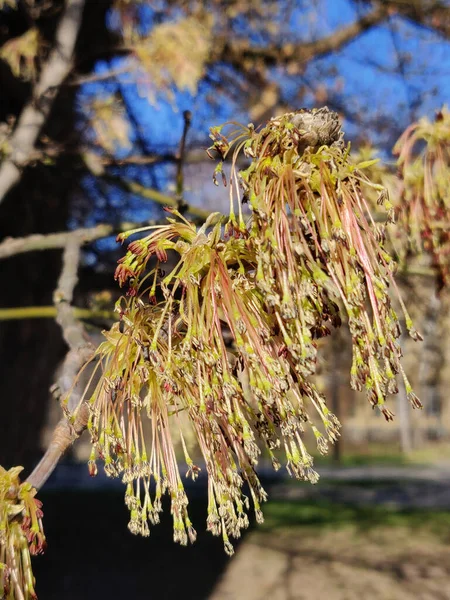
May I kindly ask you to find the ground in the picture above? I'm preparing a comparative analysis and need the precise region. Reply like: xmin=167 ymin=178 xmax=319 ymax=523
xmin=211 ymin=501 xmax=450 ymax=600
xmin=33 ymin=463 xmax=450 ymax=599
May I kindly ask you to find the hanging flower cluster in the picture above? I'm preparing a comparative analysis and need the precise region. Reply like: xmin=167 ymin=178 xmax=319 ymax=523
xmin=213 ymin=108 xmax=421 ymax=408
xmin=70 ymin=108 xmax=421 ymax=555
xmin=0 ymin=466 xmax=46 ymax=600
xmin=394 ymin=106 xmax=450 ymax=288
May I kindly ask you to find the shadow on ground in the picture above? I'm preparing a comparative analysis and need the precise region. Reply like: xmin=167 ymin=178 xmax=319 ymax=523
xmin=211 ymin=495 xmax=450 ymax=600
xmin=32 ymin=466 xmax=450 ymax=599
xmin=34 ymin=487 xmax=242 ymax=599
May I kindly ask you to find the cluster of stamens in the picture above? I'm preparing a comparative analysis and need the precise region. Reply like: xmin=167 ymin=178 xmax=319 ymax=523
xmin=70 ymin=108 xmax=421 ymax=554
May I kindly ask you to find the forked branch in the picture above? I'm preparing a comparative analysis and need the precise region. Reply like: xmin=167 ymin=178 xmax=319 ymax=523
xmin=26 ymin=236 xmax=94 ymax=490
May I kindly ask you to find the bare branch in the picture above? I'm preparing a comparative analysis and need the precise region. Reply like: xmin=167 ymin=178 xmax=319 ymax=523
xmin=5 ymin=145 xmax=208 ymax=172
xmin=0 ymin=306 xmax=114 ymax=320
xmin=0 ymin=0 xmax=86 ymax=204
xmin=53 ymin=237 xmax=88 ymax=348
xmin=26 ymin=235 xmax=94 ymax=490
xmin=0 ymin=224 xmax=113 ymax=259
xmin=175 ymin=109 xmax=192 ymax=206
xmin=106 ymin=176 xmax=213 ymax=220
xmin=375 ymin=0 xmax=450 ymax=39
xmin=66 ymin=64 xmax=131 ymax=86
xmin=220 ymin=0 xmax=449 ymax=73
xmin=100 ymin=153 xmax=178 ymax=166
xmin=0 ymin=194 xmax=215 ymax=262
xmin=26 ymin=405 xmax=90 ymax=490
xmin=55 ymin=238 xmax=81 ymax=304
xmin=216 ymin=6 xmax=389 ymax=68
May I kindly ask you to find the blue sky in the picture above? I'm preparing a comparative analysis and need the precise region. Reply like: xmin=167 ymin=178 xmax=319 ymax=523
xmin=75 ymin=0 xmax=450 ymax=240
xmin=79 ymin=1 xmax=450 ymax=150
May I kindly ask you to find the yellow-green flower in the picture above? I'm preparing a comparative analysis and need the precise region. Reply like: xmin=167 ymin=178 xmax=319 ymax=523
xmin=69 ymin=108 xmax=421 ymax=555
xmin=0 ymin=466 xmax=46 ymax=600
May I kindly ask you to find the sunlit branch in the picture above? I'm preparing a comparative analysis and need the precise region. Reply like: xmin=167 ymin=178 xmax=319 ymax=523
xmin=0 ymin=224 xmax=113 ymax=259
xmin=0 ymin=306 xmax=115 ymax=321
xmin=108 ymin=176 xmax=214 ymax=220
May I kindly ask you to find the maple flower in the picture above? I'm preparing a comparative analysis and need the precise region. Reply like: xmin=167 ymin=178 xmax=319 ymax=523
xmin=0 ymin=466 xmax=46 ymax=600
xmin=394 ymin=106 xmax=450 ymax=288
xmin=69 ymin=108 xmax=421 ymax=555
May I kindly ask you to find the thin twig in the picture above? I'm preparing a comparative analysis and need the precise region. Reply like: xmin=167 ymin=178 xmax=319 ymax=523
xmin=66 ymin=64 xmax=131 ymax=86
xmin=107 ymin=175 xmax=213 ymax=220
xmin=176 ymin=110 xmax=192 ymax=208
xmin=9 ymin=144 xmax=208 ymax=171
xmin=0 ymin=306 xmax=115 ymax=320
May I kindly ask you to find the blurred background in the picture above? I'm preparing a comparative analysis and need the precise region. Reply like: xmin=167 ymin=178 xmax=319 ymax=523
xmin=1 ymin=1 xmax=450 ymax=598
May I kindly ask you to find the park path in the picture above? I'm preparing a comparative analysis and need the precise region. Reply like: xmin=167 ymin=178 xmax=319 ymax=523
xmin=210 ymin=464 xmax=450 ymax=600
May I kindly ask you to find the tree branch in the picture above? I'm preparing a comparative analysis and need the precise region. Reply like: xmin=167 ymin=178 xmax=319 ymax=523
xmin=175 ymin=110 xmax=192 ymax=206
xmin=0 ymin=0 xmax=86 ymax=204
xmin=105 ymin=176 xmax=213 ymax=220
xmin=26 ymin=404 xmax=90 ymax=491
xmin=374 ymin=0 xmax=450 ymax=39
xmin=216 ymin=6 xmax=389 ymax=68
xmin=0 ymin=224 xmax=113 ymax=259
xmin=0 ymin=190 xmax=214 ymax=263
xmin=53 ymin=237 xmax=90 ymax=347
xmin=0 ymin=306 xmax=114 ymax=320
xmin=219 ymin=1 xmax=450 ymax=73
xmin=26 ymin=236 xmax=94 ymax=490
